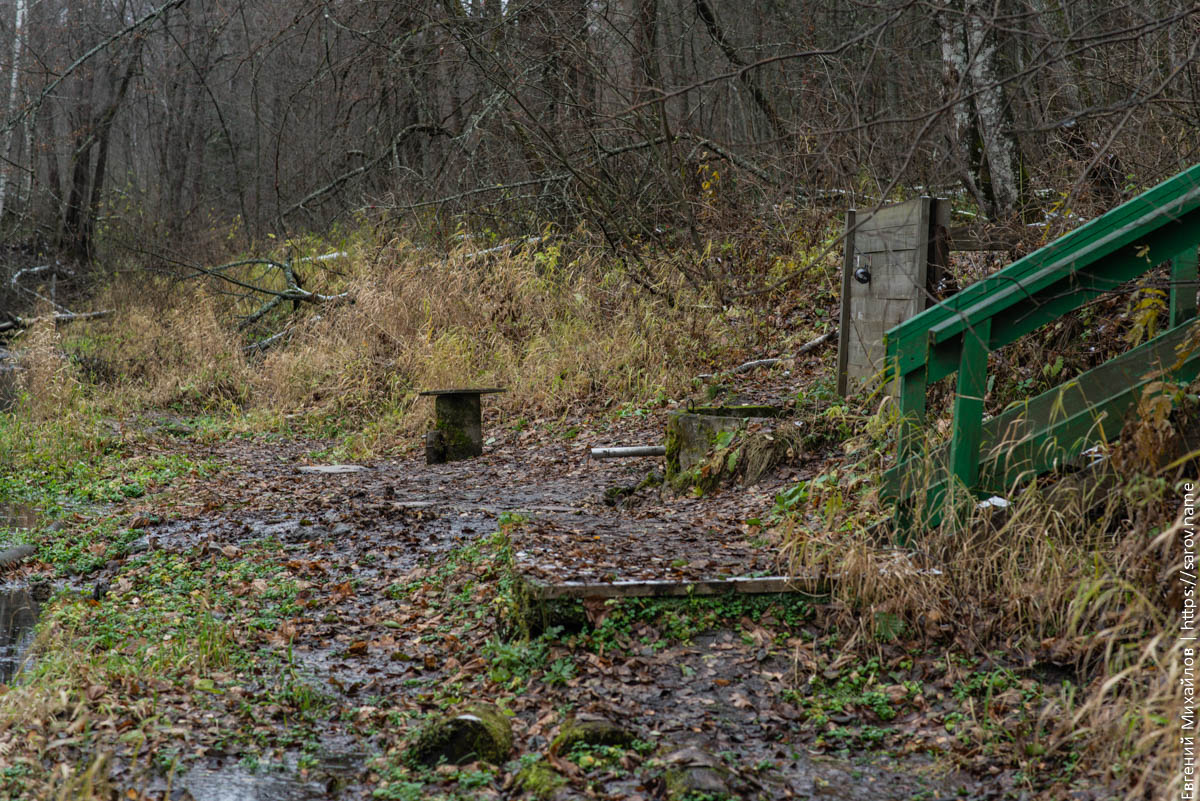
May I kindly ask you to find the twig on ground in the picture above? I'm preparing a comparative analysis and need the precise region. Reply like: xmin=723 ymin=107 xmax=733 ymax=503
xmin=696 ymin=330 xmax=837 ymax=380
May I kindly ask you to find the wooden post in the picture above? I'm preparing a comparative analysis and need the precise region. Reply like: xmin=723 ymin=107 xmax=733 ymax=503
xmin=897 ymin=365 xmax=927 ymax=464
xmin=948 ymin=318 xmax=991 ymax=491
xmin=836 ymin=209 xmax=856 ymax=396
xmin=1171 ymin=246 xmax=1199 ymax=328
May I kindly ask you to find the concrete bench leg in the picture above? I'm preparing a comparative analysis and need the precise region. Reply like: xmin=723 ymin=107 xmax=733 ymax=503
xmin=428 ymin=393 xmax=483 ymax=464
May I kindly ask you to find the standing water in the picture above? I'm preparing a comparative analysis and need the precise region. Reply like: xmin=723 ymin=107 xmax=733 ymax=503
xmin=0 ymin=503 xmax=40 ymax=683
xmin=0 ymin=585 xmax=38 ymax=683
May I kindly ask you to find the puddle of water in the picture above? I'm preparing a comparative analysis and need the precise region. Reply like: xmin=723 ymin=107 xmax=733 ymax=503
xmin=180 ymin=742 xmax=367 ymax=801
xmin=1 ymin=503 xmax=37 ymax=530
xmin=180 ymin=767 xmax=327 ymax=801
xmin=0 ymin=584 xmax=40 ymax=684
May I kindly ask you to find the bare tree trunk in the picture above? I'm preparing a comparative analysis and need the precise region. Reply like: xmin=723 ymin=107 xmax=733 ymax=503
xmin=632 ymin=0 xmax=659 ymax=103
xmin=61 ymin=45 xmax=141 ymax=262
xmin=937 ymin=0 xmax=988 ymax=213
xmin=0 ymin=0 xmax=27 ymax=224
xmin=692 ymin=0 xmax=787 ymax=141
xmin=937 ymin=0 xmax=1023 ymax=219
xmin=965 ymin=1 xmax=1021 ymax=217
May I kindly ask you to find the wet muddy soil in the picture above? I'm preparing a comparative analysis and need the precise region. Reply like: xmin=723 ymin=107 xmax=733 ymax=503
xmin=0 ymin=583 xmax=38 ymax=684
xmin=0 ymin=503 xmax=40 ymax=685
xmin=142 ymin=414 xmax=801 ymax=586
xmin=87 ymin=413 xmax=1002 ymax=800
xmin=1 ymin=393 xmax=1089 ymax=800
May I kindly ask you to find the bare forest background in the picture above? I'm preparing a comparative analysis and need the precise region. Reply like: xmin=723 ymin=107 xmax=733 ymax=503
xmin=0 ymin=7 xmax=1198 ymax=797
xmin=0 ymin=0 xmax=1196 ymax=305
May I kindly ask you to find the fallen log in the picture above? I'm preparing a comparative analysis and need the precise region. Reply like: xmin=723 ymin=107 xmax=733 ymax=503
xmin=0 ymin=544 xmax=36 ymax=568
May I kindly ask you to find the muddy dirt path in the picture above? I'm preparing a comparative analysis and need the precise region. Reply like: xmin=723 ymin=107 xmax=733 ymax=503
xmin=0 ymin=391 xmax=1057 ymax=800
xmin=71 ymin=410 xmax=987 ymax=801
xmin=149 ymin=414 xmax=795 ymax=584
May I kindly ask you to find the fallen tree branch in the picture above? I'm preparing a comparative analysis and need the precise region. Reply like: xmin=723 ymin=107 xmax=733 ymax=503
xmin=0 ymin=309 xmax=113 ymax=333
xmin=0 ymin=544 xmax=36 ymax=568
xmin=296 ymin=250 xmax=349 ymax=264
xmin=184 ymin=258 xmax=349 ymax=304
xmin=243 ymin=314 xmax=324 ymax=355
xmin=11 ymin=262 xmax=76 ymax=314
xmin=243 ymin=327 xmax=293 ymax=354
xmin=460 ymin=236 xmax=541 ymax=260
xmin=795 ymin=329 xmax=838 ymax=355
xmin=696 ymin=330 xmax=837 ymax=380
xmin=237 ymin=294 xmax=285 ymax=331
xmin=10 ymin=263 xmax=67 ymax=286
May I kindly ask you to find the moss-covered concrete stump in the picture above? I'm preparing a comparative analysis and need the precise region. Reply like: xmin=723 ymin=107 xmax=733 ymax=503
xmin=550 ymin=717 xmax=636 ymax=754
xmin=514 ymin=760 xmax=567 ymax=799
xmin=662 ymin=746 xmax=731 ymax=799
xmin=419 ymin=388 xmax=505 ymax=464
xmin=408 ymin=702 xmax=514 ymax=766
xmin=665 ymin=406 xmax=789 ymax=492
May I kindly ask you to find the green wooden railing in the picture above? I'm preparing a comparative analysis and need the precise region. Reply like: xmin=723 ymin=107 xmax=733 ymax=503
xmin=882 ymin=163 xmax=1200 ymax=526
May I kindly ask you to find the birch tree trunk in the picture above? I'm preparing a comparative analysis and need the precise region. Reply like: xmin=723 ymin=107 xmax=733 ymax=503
xmin=937 ymin=0 xmax=1023 ymax=220
xmin=964 ymin=0 xmax=1021 ymax=217
xmin=0 ymin=0 xmax=27 ymax=223
xmin=937 ymin=0 xmax=988 ymax=214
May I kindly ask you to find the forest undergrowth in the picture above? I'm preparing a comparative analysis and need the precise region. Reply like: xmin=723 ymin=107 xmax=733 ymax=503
xmin=0 ymin=216 xmax=1194 ymax=799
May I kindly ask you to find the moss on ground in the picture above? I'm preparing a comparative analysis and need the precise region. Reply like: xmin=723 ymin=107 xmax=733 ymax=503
xmin=515 ymin=760 xmax=566 ymax=799
xmin=408 ymin=702 xmax=514 ymax=766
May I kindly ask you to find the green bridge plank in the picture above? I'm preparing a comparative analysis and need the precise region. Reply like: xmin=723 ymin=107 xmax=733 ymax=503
xmin=883 ymin=321 xmax=1200 ymax=503
xmin=881 ymin=165 xmax=1200 ymax=530
xmin=924 ymin=209 xmax=1200 ymax=366
xmin=885 ymin=164 xmax=1200 ymax=376
xmin=1171 ymin=246 xmax=1200 ymax=328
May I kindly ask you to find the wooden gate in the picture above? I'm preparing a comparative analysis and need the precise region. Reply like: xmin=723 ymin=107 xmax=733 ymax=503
xmin=836 ymin=197 xmax=948 ymax=396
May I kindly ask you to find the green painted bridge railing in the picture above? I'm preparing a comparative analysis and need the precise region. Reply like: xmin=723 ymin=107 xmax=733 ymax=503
xmin=882 ymin=163 xmax=1200 ymax=527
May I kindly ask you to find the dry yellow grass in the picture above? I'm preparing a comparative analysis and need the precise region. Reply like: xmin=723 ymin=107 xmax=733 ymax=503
xmin=21 ymin=234 xmax=748 ymax=454
xmin=255 ymin=238 xmax=725 ymax=429
xmin=781 ymin=390 xmax=1195 ymax=797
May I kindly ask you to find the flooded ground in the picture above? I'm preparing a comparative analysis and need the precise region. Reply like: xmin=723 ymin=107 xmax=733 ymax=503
xmin=141 ymin=427 xmax=797 ymax=585
xmin=180 ymin=767 xmax=327 ymax=801
xmin=0 ymin=503 xmax=39 ymax=684
xmin=0 ymin=502 xmax=36 ymax=531
xmin=0 ymin=584 xmax=39 ymax=684
xmin=0 ymin=347 xmax=16 ymax=412
xmin=99 ymin=423 xmax=986 ymax=800
xmin=0 ymin=396 xmax=1100 ymax=799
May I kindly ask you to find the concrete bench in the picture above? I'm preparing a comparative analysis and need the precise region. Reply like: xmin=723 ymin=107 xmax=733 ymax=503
xmin=420 ymin=388 xmax=506 ymax=464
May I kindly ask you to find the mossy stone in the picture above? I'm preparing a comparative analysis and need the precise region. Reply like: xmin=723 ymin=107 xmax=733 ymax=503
xmin=550 ymin=717 xmax=636 ymax=754
xmin=409 ymin=702 xmax=513 ymax=766
xmin=515 ymin=761 xmax=566 ymax=799
xmin=662 ymin=746 xmax=731 ymax=800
